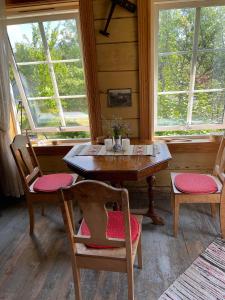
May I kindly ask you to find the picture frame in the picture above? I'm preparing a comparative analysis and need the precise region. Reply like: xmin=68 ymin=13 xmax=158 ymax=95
xmin=107 ymin=89 xmax=132 ymax=107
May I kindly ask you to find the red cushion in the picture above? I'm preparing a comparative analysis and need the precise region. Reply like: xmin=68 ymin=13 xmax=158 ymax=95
xmin=33 ymin=173 xmax=73 ymax=193
xmin=80 ymin=211 xmax=140 ymax=249
xmin=174 ymin=173 xmax=218 ymax=194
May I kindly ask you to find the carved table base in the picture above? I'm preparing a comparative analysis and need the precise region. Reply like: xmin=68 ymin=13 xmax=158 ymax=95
xmin=111 ymin=177 xmax=165 ymax=225
xmin=145 ymin=176 xmax=165 ymax=225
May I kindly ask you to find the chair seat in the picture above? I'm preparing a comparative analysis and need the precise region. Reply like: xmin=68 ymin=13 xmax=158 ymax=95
xmin=174 ymin=173 xmax=218 ymax=194
xmin=33 ymin=173 xmax=74 ymax=193
xmin=80 ymin=211 xmax=140 ymax=249
xmin=77 ymin=215 xmax=142 ymax=259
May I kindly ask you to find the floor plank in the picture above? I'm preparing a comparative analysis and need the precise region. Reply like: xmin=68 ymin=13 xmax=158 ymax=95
xmin=0 ymin=190 xmax=221 ymax=300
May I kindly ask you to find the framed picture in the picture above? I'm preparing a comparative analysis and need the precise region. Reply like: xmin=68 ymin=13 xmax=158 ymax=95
xmin=107 ymin=89 xmax=132 ymax=107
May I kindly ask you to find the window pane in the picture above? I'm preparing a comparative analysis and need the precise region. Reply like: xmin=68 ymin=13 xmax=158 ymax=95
xmin=198 ymin=7 xmax=225 ymax=50
xmin=54 ymin=63 xmax=86 ymax=95
xmin=192 ymin=92 xmax=225 ymax=124
xmin=18 ymin=65 xmax=53 ymax=97
xmin=157 ymin=94 xmax=188 ymax=126
xmin=195 ymin=51 xmax=225 ymax=90
xmin=61 ymin=98 xmax=89 ymax=127
xmin=7 ymin=23 xmax=45 ymax=62
xmin=158 ymin=54 xmax=191 ymax=92
xmin=43 ymin=19 xmax=82 ymax=60
xmin=29 ymin=99 xmax=61 ymax=127
xmin=157 ymin=6 xmax=225 ymax=135
xmin=8 ymin=18 xmax=89 ymax=135
xmin=10 ymin=69 xmax=31 ymax=131
xmin=158 ymin=8 xmax=195 ymax=53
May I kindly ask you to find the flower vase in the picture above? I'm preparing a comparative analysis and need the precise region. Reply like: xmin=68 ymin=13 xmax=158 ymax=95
xmin=113 ymin=136 xmax=122 ymax=152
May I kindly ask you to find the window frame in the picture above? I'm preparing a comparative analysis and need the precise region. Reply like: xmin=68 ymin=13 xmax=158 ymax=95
xmin=7 ymin=11 xmax=90 ymax=134
xmin=151 ymin=0 xmax=225 ymax=135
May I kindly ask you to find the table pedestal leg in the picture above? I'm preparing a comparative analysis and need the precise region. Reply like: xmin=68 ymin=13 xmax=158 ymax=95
xmin=111 ymin=181 xmax=123 ymax=210
xmin=145 ymin=176 xmax=165 ymax=225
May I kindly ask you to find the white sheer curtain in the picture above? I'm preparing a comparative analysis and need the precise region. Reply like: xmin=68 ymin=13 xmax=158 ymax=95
xmin=0 ymin=1 xmax=23 ymax=197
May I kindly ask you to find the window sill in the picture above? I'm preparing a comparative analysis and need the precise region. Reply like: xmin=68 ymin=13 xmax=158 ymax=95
xmin=33 ymin=137 xmax=220 ymax=156
xmin=33 ymin=138 xmax=90 ymax=156
xmin=165 ymin=138 xmax=219 ymax=153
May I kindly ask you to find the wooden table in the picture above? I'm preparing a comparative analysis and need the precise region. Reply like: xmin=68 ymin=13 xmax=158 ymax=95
xmin=63 ymin=142 xmax=172 ymax=225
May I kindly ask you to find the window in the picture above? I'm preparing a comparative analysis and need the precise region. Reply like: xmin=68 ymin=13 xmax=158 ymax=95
xmin=155 ymin=5 xmax=225 ymax=136
xmin=7 ymin=12 xmax=90 ymax=139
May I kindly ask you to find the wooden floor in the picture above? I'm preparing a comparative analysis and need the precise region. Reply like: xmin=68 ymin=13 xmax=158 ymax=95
xmin=0 ymin=189 xmax=221 ymax=300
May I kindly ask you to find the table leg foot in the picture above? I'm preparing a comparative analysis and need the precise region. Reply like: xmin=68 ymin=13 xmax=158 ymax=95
xmin=144 ymin=211 xmax=165 ymax=225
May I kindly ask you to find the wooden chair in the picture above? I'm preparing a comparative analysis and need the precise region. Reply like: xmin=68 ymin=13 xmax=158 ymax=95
xmin=59 ymin=180 xmax=143 ymax=300
xmin=171 ymin=135 xmax=225 ymax=237
xmin=10 ymin=134 xmax=78 ymax=234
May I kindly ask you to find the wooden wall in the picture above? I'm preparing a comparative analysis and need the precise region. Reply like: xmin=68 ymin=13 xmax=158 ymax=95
xmin=8 ymin=0 xmax=219 ymax=190
xmin=36 ymin=0 xmax=219 ymax=189
xmin=93 ymin=0 xmax=139 ymax=137
xmin=37 ymin=142 xmax=218 ymax=189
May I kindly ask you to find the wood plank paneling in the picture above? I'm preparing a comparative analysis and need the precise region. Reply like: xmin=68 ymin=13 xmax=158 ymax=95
xmin=168 ymin=140 xmax=219 ymax=153
xmin=95 ymin=17 xmax=137 ymax=44
xmin=168 ymin=153 xmax=215 ymax=170
xmin=98 ymin=71 xmax=139 ymax=93
xmin=36 ymin=146 xmax=217 ymax=188
xmin=100 ymin=93 xmax=139 ymax=119
xmin=102 ymin=118 xmax=139 ymax=137
xmin=94 ymin=0 xmax=139 ymax=136
xmin=93 ymin=0 xmax=137 ymax=20
xmin=97 ymin=43 xmax=138 ymax=71
xmin=155 ymin=150 xmax=217 ymax=187
xmin=38 ymin=155 xmax=71 ymax=173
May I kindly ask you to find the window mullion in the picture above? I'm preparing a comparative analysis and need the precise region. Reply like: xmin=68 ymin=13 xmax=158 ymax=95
xmin=38 ymin=22 xmax=66 ymax=127
xmin=16 ymin=59 xmax=81 ymax=66
xmin=10 ymin=83 xmax=21 ymax=134
xmin=186 ymin=7 xmax=201 ymax=125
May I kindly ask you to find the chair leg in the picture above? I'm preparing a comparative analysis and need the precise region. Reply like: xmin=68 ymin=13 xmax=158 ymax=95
xmin=137 ymin=233 xmax=142 ymax=269
xmin=27 ymin=200 xmax=34 ymax=235
xmin=72 ymin=264 xmax=82 ymax=300
xmin=220 ymin=202 xmax=225 ymax=239
xmin=127 ymin=266 xmax=134 ymax=300
xmin=173 ymin=198 xmax=180 ymax=237
xmin=68 ymin=200 xmax=75 ymax=230
xmin=210 ymin=203 xmax=217 ymax=218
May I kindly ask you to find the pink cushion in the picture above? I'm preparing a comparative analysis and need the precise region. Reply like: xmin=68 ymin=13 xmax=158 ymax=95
xmin=80 ymin=211 xmax=140 ymax=249
xmin=174 ymin=173 xmax=218 ymax=194
xmin=33 ymin=173 xmax=73 ymax=193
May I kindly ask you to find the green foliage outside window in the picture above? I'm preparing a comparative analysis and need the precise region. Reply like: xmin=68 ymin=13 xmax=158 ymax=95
xmin=156 ymin=6 xmax=225 ymax=136
xmin=8 ymin=18 xmax=90 ymax=139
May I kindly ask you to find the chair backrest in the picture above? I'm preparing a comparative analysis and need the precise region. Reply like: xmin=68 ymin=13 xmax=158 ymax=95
xmin=60 ymin=180 xmax=133 ymax=254
xmin=213 ymin=134 xmax=225 ymax=183
xmin=10 ymin=134 xmax=42 ymax=191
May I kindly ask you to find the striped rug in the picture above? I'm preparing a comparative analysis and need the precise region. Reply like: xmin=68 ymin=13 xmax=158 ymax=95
xmin=159 ymin=239 xmax=225 ymax=300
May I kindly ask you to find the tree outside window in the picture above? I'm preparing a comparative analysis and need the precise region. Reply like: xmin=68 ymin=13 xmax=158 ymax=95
xmin=8 ymin=15 xmax=90 ymax=139
xmin=156 ymin=6 xmax=225 ymax=136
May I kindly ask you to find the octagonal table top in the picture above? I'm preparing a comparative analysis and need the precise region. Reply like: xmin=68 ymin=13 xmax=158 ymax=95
xmin=63 ymin=142 xmax=172 ymax=182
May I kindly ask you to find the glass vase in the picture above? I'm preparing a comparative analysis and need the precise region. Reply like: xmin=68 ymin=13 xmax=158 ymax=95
xmin=113 ymin=136 xmax=122 ymax=152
